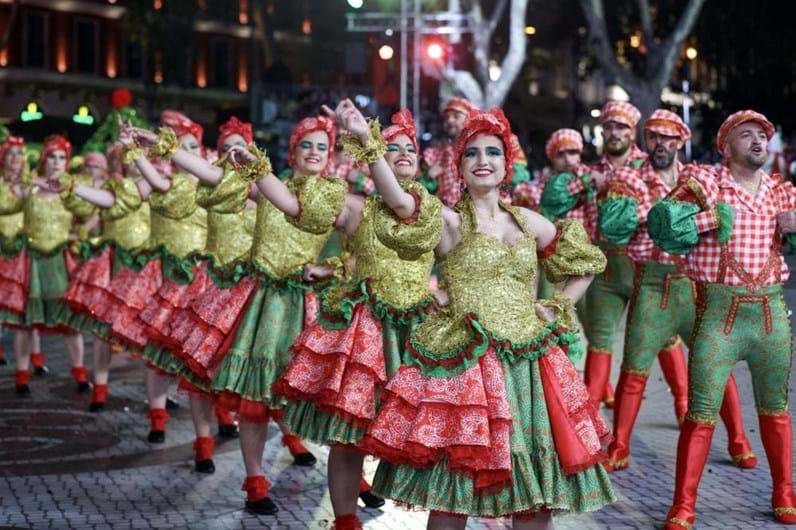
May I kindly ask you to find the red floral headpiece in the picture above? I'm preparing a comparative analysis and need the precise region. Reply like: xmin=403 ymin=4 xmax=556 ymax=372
xmin=217 ymin=116 xmax=253 ymax=152
xmin=382 ymin=109 xmax=419 ymax=153
xmin=39 ymin=134 xmax=72 ymax=172
xmin=0 ymin=136 xmax=25 ymax=168
xmin=160 ymin=110 xmax=204 ymax=145
xmin=288 ymin=116 xmax=336 ymax=175
xmin=454 ymin=108 xmax=515 ymax=185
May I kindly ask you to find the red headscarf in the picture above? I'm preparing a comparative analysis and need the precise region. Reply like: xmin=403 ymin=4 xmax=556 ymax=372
xmin=454 ymin=108 xmax=515 ymax=185
xmin=0 ymin=136 xmax=25 ymax=171
xmin=217 ymin=116 xmax=253 ymax=152
xmin=39 ymin=135 xmax=72 ymax=173
xmin=382 ymin=109 xmax=418 ymax=153
xmin=288 ymin=116 xmax=336 ymax=175
xmin=160 ymin=110 xmax=204 ymax=145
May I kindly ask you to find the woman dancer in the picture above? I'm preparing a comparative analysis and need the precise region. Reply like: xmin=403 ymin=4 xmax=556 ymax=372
xmin=273 ymin=108 xmax=439 ymax=527
xmin=350 ymin=105 xmax=614 ymax=529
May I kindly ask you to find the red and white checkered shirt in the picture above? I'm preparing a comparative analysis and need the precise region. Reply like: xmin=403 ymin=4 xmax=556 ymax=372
xmin=331 ymin=158 xmax=375 ymax=196
xmin=674 ymin=165 xmax=796 ymax=286
xmin=610 ymin=161 xmax=694 ymax=265
xmin=422 ymin=143 xmax=462 ymax=207
xmin=511 ymin=181 xmax=542 ymax=210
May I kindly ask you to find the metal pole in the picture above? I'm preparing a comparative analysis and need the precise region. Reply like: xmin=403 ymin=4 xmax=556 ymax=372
xmin=400 ymin=0 xmax=408 ymax=110
xmin=412 ymin=0 xmax=421 ymax=130
xmin=682 ymin=79 xmax=691 ymax=161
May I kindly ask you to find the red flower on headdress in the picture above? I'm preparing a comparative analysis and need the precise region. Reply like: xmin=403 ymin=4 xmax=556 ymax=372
xmin=217 ymin=116 xmax=253 ymax=152
xmin=111 ymin=88 xmax=133 ymax=110
xmin=382 ymin=109 xmax=419 ymax=153
xmin=288 ymin=116 xmax=336 ymax=175
xmin=454 ymin=108 xmax=516 ymax=185
xmin=39 ymin=134 xmax=72 ymax=172
xmin=160 ymin=110 xmax=204 ymax=146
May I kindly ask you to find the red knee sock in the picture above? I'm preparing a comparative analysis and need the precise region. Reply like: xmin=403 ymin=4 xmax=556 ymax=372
xmin=15 ymin=370 xmax=30 ymax=388
xmin=71 ymin=366 xmax=89 ymax=384
xmin=282 ymin=434 xmax=309 ymax=456
xmin=242 ymin=475 xmax=271 ymax=502
xmin=333 ymin=514 xmax=362 ymax=530
xmin=193 ymin=436 xmax=215 ymax=461
xmin=31 ymin=352 xmax=45 ymax=368
xmin=92 ymin=384 xmax=108 ymax=404
xmin=148 ymin=408 xmax=170 ymax=431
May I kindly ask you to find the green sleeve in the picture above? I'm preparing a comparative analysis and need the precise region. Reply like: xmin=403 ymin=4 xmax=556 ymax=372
xmin=510 ymin=162 xmax=531 ymax=188
xmin=598 ymin=196 xmax=639 ymax=245
xmin=647 ymin=199 xmax=701 ymax=255
xmin=539 ymin=172 xmax=579 ymax=219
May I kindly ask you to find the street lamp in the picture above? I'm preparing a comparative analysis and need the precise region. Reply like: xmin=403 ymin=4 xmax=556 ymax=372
xmin=347 ymin=0 xmax=363 ymax=8
xmin=378 ymin=44 xmax=394 ymax=60
xmin=685 ymin=46 xmax=698 ymax=60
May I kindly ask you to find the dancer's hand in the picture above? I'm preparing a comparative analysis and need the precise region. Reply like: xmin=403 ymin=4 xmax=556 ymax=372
xmin=132 ymin=128 xmax=158 ymax=148
xmin=534 ymin=302 xmax=557 ymax=323
xmin=302 ymin=263 xmax=333 ymax=282
xmin=227 ymin=146 xmax=256 ymax=166
xmin=322 ymin=99 xmax=369 ymax=142
xmin=118 ymin=118 xmax=135 ymax=146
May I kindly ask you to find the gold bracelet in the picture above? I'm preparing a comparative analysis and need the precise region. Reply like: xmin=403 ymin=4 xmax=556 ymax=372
xmin=237 ymin=145 xmax=273 ymax=182
xmin=148 ymin=127 xmax=179 ymax=160
xmin=340 ymin=118 xmax=387 ymax=164
xmin=123 ymin=145 xmax=147 ymax=165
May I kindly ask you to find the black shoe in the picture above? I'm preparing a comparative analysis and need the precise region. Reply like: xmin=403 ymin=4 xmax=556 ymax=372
xmin=245 ymin=497 xmax=278 ymax=515
xmin=292 ymin=451 xmax=317 ymax=467
xmin=77 ymin=382 xmax=91 ymax=394
xmin=34 ymin=365 xmax=49 ymax=376
xmin=15 ymin=384 xmax=30 ymax=396
xmin=165 ymin=397 xmax=180 ymax=410
xmin=359 ymin=489 xmax=386 ymax=509
xmin=147 ymin=430 xmax=165 ymax=444
xmin=194 ymin=459 xmax=215 ymax=474
xmin=89 ymin=401 xmax=105 ymax=412
xmin=218 ymin=424 xmax=239 ymax=439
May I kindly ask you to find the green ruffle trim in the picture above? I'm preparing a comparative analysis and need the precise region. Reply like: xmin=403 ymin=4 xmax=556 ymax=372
xmin=406 ymin=316 xmax=583 ymax=378
xmin=0 ymin=234 xmax=26 ymax=258
xmin=210 ymin=348 xmax=283 ymax=407
xmin=715 ymin=202 xmax=734 ymax=244
xmin=203 ymin=255 xmax=252 ymax=288
xmin=280 ymin=399 xmax=365 ymax=446
xmin=79 ymin=240 xmax=144 ymax=272
xmin=417 ymin=169 xmax=439 ymax=195
xmin=511 ymin=162 xmax=531 ymax=187
xmin=598 ymin=196 xmax=639 ymax=245
xmin=134 ymin=246 xmax=200 ymax=284
xmin=647 ymin=199 xmax=701 ymax=255
xmin=540 ymin=172 xmax=580 ymax=219
xmin=317 ymin=279 xmax=436 ymax=331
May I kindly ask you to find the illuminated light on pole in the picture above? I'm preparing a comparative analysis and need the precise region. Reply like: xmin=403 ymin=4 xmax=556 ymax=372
xmin=426 ymin=42 xmax=444 ymax=60
xmin=590 ymin=108 xmax=601 ymax=118
xmin=488 ymin=59 xmax=501 ymax=81
xmin=630 ymin=32 xmax=641 ymax=49
xmin=378 ymin=44 xmax=394 ymax=60
xmin=21 ymin=102 xmax=43 ymax=122
xmin=524 ymin=25 xmax=536 ymax=36
xmin=302 ymin=18 xmax=312 ymax=35
xmin=685 ymin=46 xmax=698 ymax=60
xmin=347 ymin=0 xmax=364 ymax=8
xmin=72 ymin=105 xmax=95 ymax=126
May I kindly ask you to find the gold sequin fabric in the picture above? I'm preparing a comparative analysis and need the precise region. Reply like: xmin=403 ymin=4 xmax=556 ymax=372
xmin=541 ymin=219 xmax=606 ymax=283
xmin=61 ymin=174 xmax=98 ymax=221
xmin=349 ymin=180 xmax=440 ymax=308
xmin=0 ymin=181 xmax=24 ymax=240
xmin=415 ymin=197 xmax=543 ymax=352
xmin=251 ymin=174 xmax=344 ymax=278
xmin=101 ymin=178 xmax=151 ymax=251
xmin=197 ymin=164 xmax=251 ymax=265
xmin=23 ymin=192 xmax=73 ymax=253
xmin=147 ymin=173 xmax=207 ymax=258
xmin=287 ymin=174 xmax=347 ymax=235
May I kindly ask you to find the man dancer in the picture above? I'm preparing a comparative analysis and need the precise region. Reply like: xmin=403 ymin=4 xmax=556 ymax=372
xmin=598 ymin=109 xmax=755 ymax=472
xmin=418 ymin=97 xmax=477 ymax=207
xmin=649 ymin=110 xmax=796 ymax=528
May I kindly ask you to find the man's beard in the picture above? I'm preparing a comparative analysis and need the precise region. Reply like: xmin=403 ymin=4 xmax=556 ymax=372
xmin=650 ymin=149 xmax=676 ymax=170
xmin=605 ymin=138 xmax=630 ymax=156
xmin=742 ymin=151 xmax=766 ymax=169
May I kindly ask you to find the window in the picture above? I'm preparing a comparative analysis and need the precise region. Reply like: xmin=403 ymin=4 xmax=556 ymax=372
xmin=23 ymin=12 xmax=48 ymax=68
xmin=74 ymin=18 xmax=99 ymax=74
xmin=210 ymin=37 xmax=231 ymax=88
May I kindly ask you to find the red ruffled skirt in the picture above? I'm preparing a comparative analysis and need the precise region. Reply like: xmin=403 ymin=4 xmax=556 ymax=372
xmin=360 ymin=343 xmax=610 ymax=495
xmin=0 ymin=250 xmax=30 ymax=316
xmin=63 ymin=246 xmax=113 ymax=315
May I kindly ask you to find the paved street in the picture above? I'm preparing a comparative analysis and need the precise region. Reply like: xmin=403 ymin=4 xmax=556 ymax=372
xmin=1 ymin=267 xmax=796 ymax=529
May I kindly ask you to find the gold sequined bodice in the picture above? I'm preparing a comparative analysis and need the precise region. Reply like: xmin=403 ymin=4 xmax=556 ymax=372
xmin=351 ymin=194 xmax=435 ymax=309
xmin=101 ymin=178 xmax=151 ymax=251
xmin=24 ymin=192 xmax=74 ymax=253
xmin=197 ymin=166 xmax=252 ymax=265
xmin=148 ymin=173 xmax=207 ymax=258
xmin=250 ymin=174 xmax=345 ymax=279
xmin=440 ymin=199 xmax=542 ymax=342
xmin=0 ymin=181 xmax=24 ymax=240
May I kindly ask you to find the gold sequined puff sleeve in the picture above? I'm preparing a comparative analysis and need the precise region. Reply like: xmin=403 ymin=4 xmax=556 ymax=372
xmin=149 ymin=173 xmax=200 ymax=220
xmin=541 ymin=219 xmax=606 ymax=284
xmin=101 ymin=178 xmax=150 ymax=251
xmin=374 ymin=180 xmax=443 ymax=260
xmin=287 ymin=174 xmax=347 ymax=234
xmin=196 ymin=162 xmax=249 ymax=214
xmin=61 ymin=174 xmax=98 ymax=221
